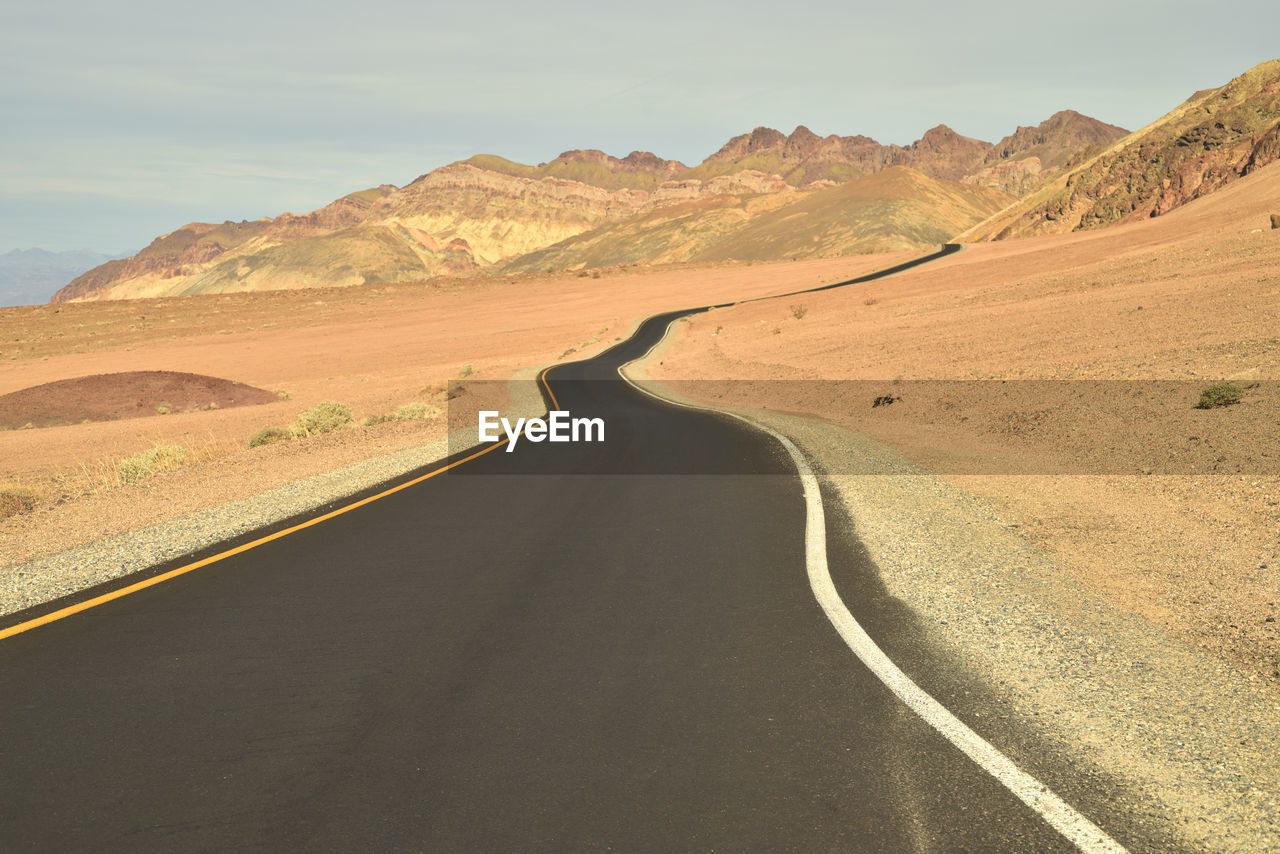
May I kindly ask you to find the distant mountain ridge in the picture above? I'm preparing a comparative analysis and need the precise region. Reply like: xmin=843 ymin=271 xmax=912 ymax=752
xmin=56 ymin=109 xmax=1131 ymax=302
xmin=1 ymin=248 xmax=124 ymax=307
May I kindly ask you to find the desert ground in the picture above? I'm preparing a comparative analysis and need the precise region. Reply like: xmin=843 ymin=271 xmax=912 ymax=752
xmin=648 ymin=160 xmax=1280 ymax=693
xmin=0 ymin=254 xmax=910 ymax=568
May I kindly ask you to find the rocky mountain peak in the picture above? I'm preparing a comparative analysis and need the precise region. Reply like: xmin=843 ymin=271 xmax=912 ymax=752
xmin=789 ymin=125 xmax=818 ymax=140
xmin=987 ymin=111 xmax=1129 ymax=169
xmin=783 ymin=125 xmax=823 ymax=157
xmin=620 ymin=150 xmax=688 ymax=173
xmin=708 ymin=126 xmax=787 ymax=162
xmin=901 ymin=125 xmax=993 ymax=182
xmin=746 ymin=126 xmax=786 ymax=149
xmin=548 ymin=148 xmax=685 ymax=176
xmin=912 ymin=125 xmax=975 ymax=151
xmin=549 ymin=149 xmax=614 ymax=167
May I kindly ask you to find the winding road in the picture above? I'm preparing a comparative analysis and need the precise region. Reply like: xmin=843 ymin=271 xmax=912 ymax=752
xmin=0 ymin=248 xmax=1146 ymax=852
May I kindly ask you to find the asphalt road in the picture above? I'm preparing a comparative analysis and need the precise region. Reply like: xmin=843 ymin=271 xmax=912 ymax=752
xmin=0 ymin=248 xmax=1135 ymax=851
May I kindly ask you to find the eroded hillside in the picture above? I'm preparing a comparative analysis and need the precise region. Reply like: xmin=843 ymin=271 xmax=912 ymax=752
xmin=966 ymin=58 xmax=1280 ymax=240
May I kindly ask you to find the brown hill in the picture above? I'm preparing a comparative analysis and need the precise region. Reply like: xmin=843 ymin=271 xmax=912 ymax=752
xmin=962 ymin=111 xmax=1129 ymax=195
xmin=56 ymin=164 xmax=796 ymax=301
xmin=0 ymin=371 xmax=276 ymax=429
xmin=966 ymin=59 xmax=1280 ymax=240
xmin=696 ymin=167 xmax=1013 ymax=258
xmin=902 ymin=125 xmax=992 ymax=181
xmin=459 ymin=149 xmax=687 ymax=191
xmin=988 ymin=110 xmax=1129 ymax=170
xmin=502 ymin=168 xmax=1014 ymax=272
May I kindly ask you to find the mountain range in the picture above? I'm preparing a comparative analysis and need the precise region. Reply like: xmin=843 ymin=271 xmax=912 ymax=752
xmin=53 ymin=58 xmax=1280 ymax=302
xmin=54 ymin=112 xmax=1120 ymax=302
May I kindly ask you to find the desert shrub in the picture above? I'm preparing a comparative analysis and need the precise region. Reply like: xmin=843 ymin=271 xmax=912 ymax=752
xmin=1196 ymin=381 xmax=1244 ymax=409
xmin=292 ymin=400 xmax=352 ymax=437
xmin=117 ymin=444 xmax=188 ymax=484
xmin=458 ymin=363 xmax=473 ymax=378
xmin=155 ymin=403 xmax=171 ymax=415
xmin=394 ymin=402 xmax=438 ymax=421
xmin=205 ymin=401 xmax=219 ymax=411
xmin=790 ymin=304 xmax=808 ymax=320
xmin=364 ymin=413 xmax=392 ymax=426
xmin=0 ymin=487 xmax=37 ymax=520
xmin=249 ymin=427 xmax=292 ymax=448
xmin=275 ymin=389 xmax=291 ymax=401
xmin=863 ymin=297 xmax=879 ymax=306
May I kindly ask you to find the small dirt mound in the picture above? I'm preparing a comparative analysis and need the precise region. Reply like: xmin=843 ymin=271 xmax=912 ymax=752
xmin=0 ymin=371 xmax=278 ymax=429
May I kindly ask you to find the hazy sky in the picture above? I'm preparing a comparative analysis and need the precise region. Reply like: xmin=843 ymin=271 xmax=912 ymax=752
xmin=3 ymin=0 xmax=1277 ymax=254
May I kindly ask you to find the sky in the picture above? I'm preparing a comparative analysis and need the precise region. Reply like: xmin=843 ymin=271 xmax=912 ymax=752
xmin=2 ymin=0 xmax=1278 ymax=255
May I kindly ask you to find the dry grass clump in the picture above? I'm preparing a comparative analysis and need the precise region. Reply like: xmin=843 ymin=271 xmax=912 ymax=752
xmin=250 ymin=400 xmax=357 ymax=443
xmin=117 ymin=444 xmax=188 ymax=484
xmin=66 ymin=437 xmax=236 ymax=493
xmin=249 ymin=427 xmax=292 ymax=448
xmin=292 ymin=400 xmax=352 ymax=437
xmin=395 ymin=402 xmax=438 ymax=420
xmin=0 ymin=485 xmax=38 ymax=520
xmin=364 ymin=402 xmax=440 ymax=426
xmin=418 ymin=382 xmax=447 ymax=398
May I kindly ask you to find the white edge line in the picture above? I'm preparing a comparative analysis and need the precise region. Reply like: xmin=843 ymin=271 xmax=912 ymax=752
xmin=614 ymin=339 xmax=1129 ymax=854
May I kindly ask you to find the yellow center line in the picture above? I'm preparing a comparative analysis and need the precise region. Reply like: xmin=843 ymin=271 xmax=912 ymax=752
xmin=1 ymin=368 xmax=563 ymax=643
xmin=539 ymin=366 xmax=561 ymax=410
